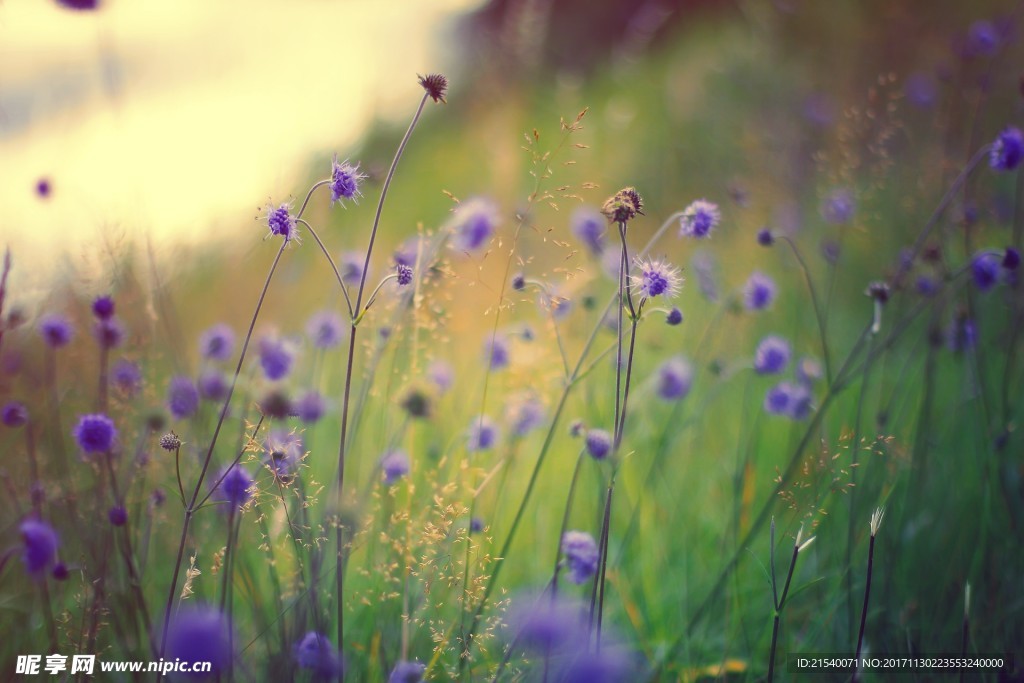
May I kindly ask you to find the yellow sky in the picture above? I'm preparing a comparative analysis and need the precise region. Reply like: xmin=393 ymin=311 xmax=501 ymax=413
xmin=0 ymin=0 xmax=479 ymax=293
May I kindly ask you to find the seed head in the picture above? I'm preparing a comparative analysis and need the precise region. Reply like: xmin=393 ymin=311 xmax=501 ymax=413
xmin=601 ymin=187 xmax=643 ymax=224
xmin=418 ymin=73 xmax=448 ymax=103
xmin=159 ymin=432 xmax=182 ymax=451
xmin=869 ymin=506 xmax=885 ymax=537
xmin=865 ymin=281 xmax=891 ymax=303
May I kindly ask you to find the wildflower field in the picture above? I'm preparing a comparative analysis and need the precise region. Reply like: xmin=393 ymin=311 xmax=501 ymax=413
xmin=3 ymin=1 xmax=1024 ymax=680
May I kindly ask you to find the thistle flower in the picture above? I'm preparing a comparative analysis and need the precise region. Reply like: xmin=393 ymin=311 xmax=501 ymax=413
xmin=679 ymin=199 xmax=720 ymax=238
xmin=561 ymin=530 xmax=599 ymax=584
xmin=93 ymin=318 xmax=125 ymax=349
xmin=199 ymin=324 xmax=236 ymax=362
xmin=108 ymin=506 xmax=128 ymax=526
xmin=214 ymin=465 xmax=254 ymax=510
xmin=743 ymin=271 xmax=777 ymax=311
xmin=159 ymin=432 xmax=181 ymax=451
xmin=305 ymin=310 xmax=344 ymax=349
xmin=198 ymin=369 xmax=228 ymax=402
xmin=2 ymin=401 xmax=28 ymax=427
xmin=821 ymin=188 xmax=855 ymax=225
xmin=453 ymin=197 xmax=499 ymax=252
xmin=485 ymin=333 xmax=510 ymax=370
xmin=259 ymin=336 xmax=295 ymax=381
xmin=754 ymin=335 xmax=791 ymax=375
xmin=507 ymin=393 xmax=546 ymax=437
xmin=666 ymin=307 xmax=683 ymax=326
xmin=971 ymin=252 xmax=1001 ymax=291
xmin=165 ymin=607 xmax=232 ymax=675
xmin=396 ymin=263 xmax=414 ymax=286
xmin=990 ymin=127 xmax=1024 ymax=171
xmin=467 ymin=416 xmax=499 ymax=451
xmin=39 ymin=314 xmax=74 ymax=348
xmin=602 ymin=187 xmax=643 ymax=224
xmin=585 ymin=429 xmax=612 ymax=460
xmin=110 ymin=359 xmax=142 ymax=396
xmin=92 ymin=295 xmax=115 ymax=320
xmin=389 ymin=661 xmax=426 ymax=683
xmin=20 ymin=519 xmax=58 ymax=575
xmin=294 ymin=390 xmax=326 ymax=423
xmin=656 ymin=356 xmax=694 ymax=401
xmin=294 ymin=631 xmax=343 ymax=678
xmin=329 ymin=156 xmax=365 ymax=206
xmin=72 ymin=413 xmax=117 ymax=454
xmin=571 ymin=206 xmax=606 ymax=254
xmin=380 ymin=450 xmax=410 ymax=485
xmin=631 ymin=258 xmax=682 ymax=299
xmin=167 ymin=376 xmax=200 ymax=420
xmin=265 ymin=202 xmax=299 ymax=242
xmin=418 ymin=72 xmax=448 ymax=103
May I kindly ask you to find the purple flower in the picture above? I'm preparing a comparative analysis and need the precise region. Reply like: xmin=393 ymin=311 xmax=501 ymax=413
xmin=294 ymin=631 xmax=342 ymax=678
xmin=20 ymin=519 xmax=58 ymax=575
xmin=199 ymin=324 xmax=235 ymax=362
xmin=306 ymin=310 xmax=344 ymax=349
xmin=743 ymin=271 xmax=777 ymax=311
xmin=1004 ymin=247 xmax=1021 ymax=271
xmin=679 ymin=200 xmax=721 ymax=238
xmin=329 ymin=157 xmax=365 ymax=206
xmin=198 ymin=369 xmax=229 ymax=402
xmin=39 ymin=314 xmax=74 ymax=348
xmin=108 ymin=506 xmax=128 ymax=526
xmin=905 ymin=72 xmax=938 ymax=108
xmin=571 ymin=206 xmax=606 ymax=255
xmin=967 ymin=19 xmax=999 ymax=57
xmin=467 ymin=416 xmax=499 ymax=451
xmin=507 ymin=394 xmax=546 ymax=437
xmin=428 ymin=360 xmax=454 ymax=393
xmin=562 ymin=648 xmax=633 ymax=683
xmin=631 ymin=258 xmax=682 ymax=299
xmin=971 ymin=252 xmax=1001 ymax=291
xmin=754 ymin=335 xmax=791 ymax=375
xmin=396 ymin=263 xmax=414 ymax=287
xmin=36 ymin=177 xmax=52 ymax=197
xmin=916 ymin=276 xmax=939 ymax=297
xmin=764 ymin=382 xmax=812 ymax=420
xmin=393 ymin=238 xmax=418 ymax=267
xmin=92 ymin=295 xmax=115 ymax=320
xmin=57 ymin=0 xmax=100 ymax=9
xmin=167 ymin=376 xmax=200 ymax=419
xmin=990 ymin=127 xmax=1024 ymax=171
xmin=821 ymin=188 xmax=855 ymax=224
xmin=294 ymin=390 xmax=326 ymax=423
xmin=585 ymin=429 xmax=612 ymax=460
xmin=470 ymin=517 xmax=484 ymax=533
xmin=561 ymin=530 xmax=599 ymax=584
xmin=93 ymin=318 xmax=125 ymax=349
xmin=656 ymin=356 xmax=694 ymax=401
xmin=666 ymin=308 xmax=683 ymax=326
xmin=214 ymin=465 xmax=253 ymax=510
xmin=757 ymin=228 xmax=774 ymax=246
xmin=259 ymin=336 xmax=295 ymax=381
xmin=265 ymin=202 xmax=298 ymax=242
xmin=339 ymin=250 xmax=366 ymax=284
xmin=2 ymin=401 xmax=28 ymax=427
xmin=264 ymin=431 xmax=303 ymax=482
xmin=453 ymin=198 xmax=499 ymax=252
xmin=380 ymin=450 xmax=410 ymax=485
xmin=72 ymin=413 xmax=117 ymax=453
xmin=165 ymin=607 xmax=232 ymax=675
xmin=52 ymin=563 xmax=69 ymax=581
xmin=110 ymin=359 xmax=142 ymax=396
xmin=389 ymin=661 xmax=426 ymax=683
xmin=485 ymin=333 xmax=510 ymax=370
xmin=509 ymin=594 xmax=581 ymax=653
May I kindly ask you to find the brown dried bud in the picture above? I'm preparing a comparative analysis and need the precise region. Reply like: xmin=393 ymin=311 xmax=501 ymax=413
xmin=865 ymin=281 xmax=890 ymax=304
xmin=601 ymin=186 xmax=644 ymax=224
xmin=418 ymin=73 xmax=448 ymax=104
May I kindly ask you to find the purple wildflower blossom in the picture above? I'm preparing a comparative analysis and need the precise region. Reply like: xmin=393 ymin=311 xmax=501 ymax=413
xmin=743 ymin=271 xmax=777 ymax=311
xmin=561 ymin=531 xmax=599 ymax=584
xmin=39 ymin=314 xmax=74 ymax=348
xmin=679 ymin=200 xmax=721 ymax=238
xmin=380 ymin=450 xmax=410 ymax=485
xmin=329 ymin=157 xmax=365 ymax=206
xmin=754 ymin=336 xmax=791 ymax=375
xmin=72 ymin=413 xmax=117 ymax=454
xmin=167 ymin=376 xmax=200 ymax=420
xmin=20 ymin=519 xmax=59 ymax=575
xmin=657 ymin=356 xmax=694 ymax=401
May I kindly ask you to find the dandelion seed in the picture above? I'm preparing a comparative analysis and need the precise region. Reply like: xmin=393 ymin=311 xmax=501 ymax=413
xmin=2 ymin=401 xmax=28 ymax=427
xmin=389 ymin=660 xmax=426 ymax=683
xmin=467 ymin=416 xmax=499 ymax=452
xmin=679 ymin=199 xmax=720 ymax=238
xmin=165 ymin=607 xmax=232 ymax=675
xmin=38 ymin=314 xmax=74 ymax=348
xmin=20 ymin=519 xmax=58 ymax=575
xmin=418 ymin=72 xmax=448 ymax=103
xmin=571 ymin=206 xmax=606 ymax=255
xmin=108 ymin=506 xmax=128 ymax=526
xmin=198 ymin=369 xmax=228 ymax=402
xmin=561 ymin=530 xmax=599 ymax=584
xmin=821 ymin=188 xmax=855 ymax=225
xmin=971 ymin=252 xmax=1001 ymax=291
xmin=380 ymin=450 xmax=410 ymax=485
xmin=91 ymin=295 xmax=115 ymax=320
xmin=990 ymin=127 xmax=1023 ymax=171
xmin=167 ymin=376 xmax=200 ymax=420
xmin=743 ymin=271 xmax=777 ymax=311
xmin=656 ymin=356 xmax=694 ymax=401
xmin=329 ymin=157 xmax=365 ymax=206
xmin=72 ymin=413 xmax=117 ymax=454
xmin=754 ymin=335 xmax=791 ymax=375
xmin=259 ymin=336 xmax=295 ymax=381
xmin=199 ymin=324 xmax=235 ymax=362
xmin=453 ymin=197 xmax=499 ymax=252
xmin=214 ymin=465 xmax=254 ymax=510
xmin=294 ymin=390 xmax=326 ymax=423
xmin=631 ymin=258 xmax=682 ymax=299
xmin=265 ymin=202 xmax=299 ymax=242
xmin=585 ymin=428 xmax=612 ymax=460
xmin=294 ymin=631 xmax=343 ymax=678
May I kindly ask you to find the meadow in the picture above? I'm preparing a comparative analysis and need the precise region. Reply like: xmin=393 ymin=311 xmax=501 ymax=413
xmin=2 ymin=2 xmax=1024 ymax=681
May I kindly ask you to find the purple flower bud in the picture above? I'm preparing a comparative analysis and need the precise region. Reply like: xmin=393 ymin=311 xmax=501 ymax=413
xmin=754 ymin=336 xmax=791 ymax=375
xmin=656 ymin=356 xmax=694 ymax=401
xmin=199 ymin=324 xmax=236 ymax=362
xmin=259 ymin=336 xmax=295 ymax=381
xmin=265 ymin=202 xmax=298 ymax=242
xmin=453 ymin=198 xmax=499 ymax=252
xmin=72 ymin=413 xmax=117 ymax=454
xmin=743 ymin=271 xmax=777 ymax=311
xmin=467 ymin=416 xmax=499 ymax=451
xmin=294 ymin=390 xmax=326 ymax=423
xmin=20 ymin=519 xmax=59 ymax=575
xmin=585 ymin=429 xmax=612 ymax=460
xmin=294 ymin=631 xmax=343 ymax=678
xmin=821 ymin=188 xmax=855 ymax=225
xmin=214 ymin=465 xmax=253 ymax=510
xmin=427 ymin=360 xmax=454 ymax=393
xmin=39 ymin=314 xmax=74 ymax=348
xmin=990 ymin=127 xmax=1023 ymax=171
xmin=561 ymin=531 xmax=599 ymax=584
xmin=971 ymin=252 xmax=1001 ymax=291
xmin=111 ymin=359 xmax=142 ymax=396
xmin=380 ymin=450 xmax=410 ymax=485
xmin=2 ymin=401 xmax=28 ymax=427
xmin=757 ymin=228 xmax=774 ymax=246
xmin=92 ymin=295 xmax=115 ymax=320
xmin=198 ymin=369 xmax=229 ymax=402
xmin=167 ymin=376 xmax=200 ymax=420
xmin=165 ymin=607 xmax=232 ymax=675
xmin=666 ymin=308 xmax=683 ymax=326
xmin=485 ymin=333 xmax=510 ymax=370
xmin=571 ymin=206 xmax=606 ymax=255
xmin=388 ymin=660 xmax=426 ymax=683
xmin=396 ymin=263 xmax=414 ymax=287
xmin=108 ymin=506 xmax=128 ymax=526
xmin=329 ymin=157 xmax=365 ymax=206
xmin=1003 ymin=247 xmax=1020 ymax=271
xmin=93 ymin=318 xmax=125 ymax=349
